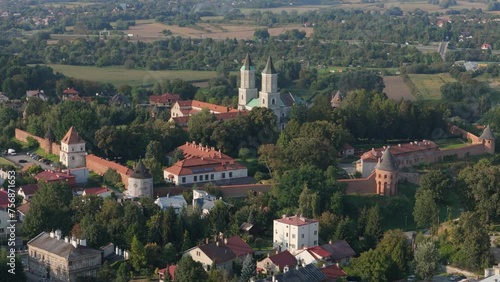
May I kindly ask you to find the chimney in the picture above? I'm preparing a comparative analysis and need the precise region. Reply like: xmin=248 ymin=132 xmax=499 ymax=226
xmin=115 ymin=246 xmax=119 ymax=254
xmin=328 ymin=239 xmax=332 ymax=244
xmin=64 ymin=236 xmax=69 ymax=243
xmin=55 ymin=229 xmax=62 ymax=240
xmin=205 ymin=238 xmax=209 ymax=245
xmin=282 ymin=214 xmax=286 ymax=218
xmin=80 ymin=239 xmax=86 ymax=246
xmin=216 ymin=241 xmax=220 ymax=247
xmin=275 ymin=249 xmax=279 ymax=255
xmin=398 ymin=144 xmax=401 ymax=147
xmin=71 ymin=237 xmax=78 ymax=248
xmin=49 ymin=231 xmax=55 ymax=238
xmin=272 ymin=275 xmax=276 ymax=282
xmin=224 ymin=238 xmax=227 ymax=244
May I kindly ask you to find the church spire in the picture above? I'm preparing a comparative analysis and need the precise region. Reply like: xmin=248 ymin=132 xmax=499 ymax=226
xmin=262 ymin=56 xmax=276 ymax=74
xmin=241 ymin=53 xmax=254 ymax=71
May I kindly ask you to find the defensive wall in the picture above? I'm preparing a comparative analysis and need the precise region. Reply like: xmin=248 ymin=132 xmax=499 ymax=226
xmin=15 ymin=128 xmax=60 ymax=155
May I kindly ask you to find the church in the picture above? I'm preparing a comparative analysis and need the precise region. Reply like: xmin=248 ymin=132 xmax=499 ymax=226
xmin=237 ymin=54 xmax=304 ymax=130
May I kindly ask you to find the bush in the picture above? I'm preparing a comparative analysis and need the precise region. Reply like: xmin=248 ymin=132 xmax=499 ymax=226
xmin=254 ymin=171 xmax=269 ymax=181
xmin=254 ymin=238 xmax=264 ymax=249
xmin=103 ymin=168 xmax=122 ymax=186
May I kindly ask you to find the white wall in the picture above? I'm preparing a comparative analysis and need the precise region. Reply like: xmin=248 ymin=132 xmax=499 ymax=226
xmin=165 ymin=168 xmax=248 ymax=185
xmin=273 ymin=220 xmax=319 ymax=252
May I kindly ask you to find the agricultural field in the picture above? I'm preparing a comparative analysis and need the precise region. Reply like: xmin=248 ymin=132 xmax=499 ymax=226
xmin=406 ymin=73 xmax=456 ymax=101
xmin=239 ymin=5 xmax=334 ymax=15
xmin=42 ymin=64 xmax=223 ymax=86
xmin=383 ymin=76 xmax=415 ymax=101
xmin=40 ymin=1 xmax=96 ymax=8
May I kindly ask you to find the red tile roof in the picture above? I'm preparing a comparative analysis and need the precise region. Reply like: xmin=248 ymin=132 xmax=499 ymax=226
xmin=164 ymin=158 xmax=246 ymax=176
xmin=174 ymin=100 xmax=231 ymax=114
xmin=62 ymin=88 xmax=79 ymax=95
xmin=225 ymin=236 xmax=253 ymax=258
xmin=21 ymin=163 xmax=34 ymax=173
xmin=320 ymin=264 xmax=347 ymax=280
xmin=360 ymin=141 xmax=439 ymax=162
xmin=175 ymin=142 xmax=231 ymax=160
xmin=320 ymin=240 xmax=356 ymax=260
xmin=307 ymin=246 xmax=332 ymax=259
xmin=35 ymin=170 xmax=76 ymax=182
xmin=268 ymin=250 xmax=297 ymax=270
xmin=0 ymin=190 xmax=8 ymax=209
xmin=83 ymin=187 xmax=111 ymax=195
xmin=18 ymin=184 xmax=39 ymax=196
xmin=158 ymin=265 xmax=176 ymax=280
xmin=61 ymin=126 xmax=84 ymax=144
xmin=149 ymin=93 xmax=180 ymax=104
xmin=275 ymin=215 xmax=319 ymax=226
xmin=17 ymin=201 xmax=31 ymax=215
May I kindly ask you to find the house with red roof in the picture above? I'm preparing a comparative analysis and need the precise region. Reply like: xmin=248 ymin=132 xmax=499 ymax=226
xmin=61 ymin=88 xmax=80 ymax=101
xmin=256 ymin=250 xmax=297 ymax=275
xmin=17 ymin=201 xmax=30 ymax=222
xmin=319 ymin=264 xmax=347 ymax=281
xmin=184 ymin=235 xmax=253 ymax=273
xmin=293 ymin=240 xmax=355 ymax=267
xmin=0 ymin=190 xmax=9 ymax=210
xmin=149 ymin=93 xmax=180 ymax=107
xmin=17 ymin=184 xmax=40 ymax=202
xmin=158 ymin=265 xmax=176 ymax=282
xmin=34 ymin=170 xmax=76 ymax=186
xmin=171 ymin=100 xmax=231 ymax=118
xmin=164 ymin=141 xmax=248 ymax=186
xmin=273 ymin=215 xmax=319 ymax=252
xmin=481 ymin=43 xmax=492 ymax=50
xmin=82 ymin=187 xmax=112 ymax=198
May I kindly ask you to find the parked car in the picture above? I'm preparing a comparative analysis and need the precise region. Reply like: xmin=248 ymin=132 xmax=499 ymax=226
xmin=18 ymin=159 xmax=27 ymax=163
xmin=407 ymin=275 xmax=416 ymax=282
xmin=26 ymin=151 xmax=32 ymax=156
xmin=44 ymin=161 xmax=51 ymax=165
xmin=39 ymin=158 xmax=46 ymax=162
xmin=7 ymin=149 xmax=16 ymax=155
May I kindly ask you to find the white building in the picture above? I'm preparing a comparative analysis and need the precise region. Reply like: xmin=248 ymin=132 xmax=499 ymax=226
xmin=193 ymin=189 xmax=218 ymax=215
xmin=155 ymin=195 xmax=187 ymax=214
xmin=273 ymin=215 xmax=319 ymax=253
xmin=60 ymin=126 xmax=87 ymax=169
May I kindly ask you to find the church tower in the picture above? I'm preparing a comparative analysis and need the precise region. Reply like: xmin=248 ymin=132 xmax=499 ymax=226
xmin=238 ymin=54 xmax=258 ymax=110
xmin=374 ymin=148 xmax=398 ymax=197
xmin=259 ymin=57 xmax=281 ymax=116
xmin=479 ymin=125 xmax=496 ymax=154
xmin=60 ymin=126 xmax=86 ymax=169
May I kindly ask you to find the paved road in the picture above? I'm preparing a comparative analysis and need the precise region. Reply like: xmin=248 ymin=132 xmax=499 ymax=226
xmin=438 ymin=41 xmax=449 ymax=61
xmin=3 ymin=152 xmax=54 ymax=171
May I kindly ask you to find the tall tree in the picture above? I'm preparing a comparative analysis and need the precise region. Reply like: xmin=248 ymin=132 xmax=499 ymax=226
xmin=130 ymin=235 xmax=147 ymax=271
xmin=174 ymin=255 xmax=208 ymax=282
xmin=419 ymin=170 xmax=452 ymax=203
xmin=365 ymin=205 xmax=383 ymax=247
xmin=298 ymin=185 xmax=319 ymax=218
xmin=414 ymin=240 xmax=438 ymax=280
xmin=413 ymin=189 xmax=439 ymax=229
xmin=240 ymin=254 xmax=256 ymax=282
xmin=377 ymin=229 xmax=412 ymax=280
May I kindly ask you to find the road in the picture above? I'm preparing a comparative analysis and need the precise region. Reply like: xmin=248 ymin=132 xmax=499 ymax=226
xmin=438 ymin=41 xmax=449 ymax=61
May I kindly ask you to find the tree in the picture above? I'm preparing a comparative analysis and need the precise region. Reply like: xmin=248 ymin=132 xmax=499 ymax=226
xmin=413 ymin=189 xmax=439 ymax=229
xmin=174 ymin=255 xmax=208 ymax=282
xmin=377 ymin=229 xmax=412 ymax=280
xmin=115 ymin=263 xmax=130 ymax=282
xmin=240 ymin=254 xmax=256 ymax=282
xmin=319 ymin=211 xmax=340 ymax=242
xmin=238 ymin=147 xmax=252 ymax=162
xmin=187 ymin=108 xmax=216 ymax=145
xmin=298 ymin=185 xmax=319 ymax=218
xmin=0 ymin=249 xmax=26 ymax=282
xmin=103 ymin=168 xmax=122 ymax=186
xmin=254 ymin=28 xmax=270 ymax=41
xmin=365 ymin=205 xmax=383 ymax=247
xmin=414 ymin=240 xmax=438 ymax=280
xmin=97 ymin=261 xmax=116 ymax=282
xmin=346 ymin=248 xmax=393 ymax=282
xmin=419 ymin=170 xmax=451 ymax=203
xmin=130 ymin=235 xmax=147 ymax=271
xmin=22 ymin=182 xmax=73 ymax=238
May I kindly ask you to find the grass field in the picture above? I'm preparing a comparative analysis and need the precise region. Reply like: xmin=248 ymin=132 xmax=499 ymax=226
xmin=407 ymin=73 xmax=456 ymax=100
xmin=0 ymin=157 xmax=14 ymax=166
xmin=434 ymin=138 xmax=470 ymax=150
xmin=41 ymin=64 xmax=223 ymax=86
xmin=383 ymin=76 xmax=415 ymax=101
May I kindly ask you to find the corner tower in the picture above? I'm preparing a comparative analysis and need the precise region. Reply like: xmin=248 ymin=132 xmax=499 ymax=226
xmin=259 ymin=57 xmax=281 ymax=114
xmin=479 ymin=125 xmax=495 ymax=154
xmin=238 ymin=54 xmax=258 ymax=110
xmin=127 ymin=159 xmax=153 ymax=198
xmin=60 ymin=126 xmax=86 ymax=169
xmin=44 ymin=127 xmax=56 ymax=154
xmin=374 ymin=148 xmax=398 ymax=197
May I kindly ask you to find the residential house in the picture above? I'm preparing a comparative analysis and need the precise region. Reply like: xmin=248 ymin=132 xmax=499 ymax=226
xmin=150 ymin=93 xmax=180 ymax=108
xmin=164 ymin=142 xmax=248 ymax=186
xmin=339 ymin=144 xmax=354 ymax=158
xmin=257 ymin=250 xmax=297 ymax=275
xmin=273 ymin=215 xmax=319 ymax=252
xmin=109 ymin=94 xmax=131 ymax=107
xmin=17 ymin=202 xmax=30 ymax=222
xmin=294 ymin=246 xmax=331 ymax=265
xmin=155 ymin=194 xmax=187 ymax=214
xmin=17 ymin=184 xmax=40 ymax=202
xmin=171 ymin=100 xmax=231 ymax=118
xmin=184 ymin=236 xmax=253 ymax=273
xmin=330 ymin=91 xmax=343 ymax=108
xmin=61 ymin=88 xmax=80 ymax=101
xmin=481 ymin=43 xmax=492 ymax=50
xmin=0 ymin=210 xmax=9 ymax=238
xmin=484 ymin=263 xmax=500 ymax=278
xmin=319 ymin=264 xmax=347 ymax=281
xmin=240 ymin=222 xmax=260 ymax=236
xmin=28 ymin=230 xmax=102 ymax=281
xmin=26 ymin=90 xmax=47 ymax=101
xmin=254 ymin=264 xmax=327 ymax=282
xmin=158 ymin=265 xmax=176 ymax=282
xmin=192 ymin=189 xmax=218 ymax=215
xmin=0 ymin=190 xmax=9 ymax=210
xmin=82 ymin=187 xmax=112 ymax=198
xmin=34 ymin=170 xmax=76 ymax=186
xmin=320 ymin=240 xmax=356 ymax=267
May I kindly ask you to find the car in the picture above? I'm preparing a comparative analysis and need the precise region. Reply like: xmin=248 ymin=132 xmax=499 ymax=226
xmin=39 ymin=158 xmax=46 ymax=162
xmin=44 ymin=161 xmax=51 ymax=165
xmin=18 ymin=159 xmax=27 ymax=163
xmin=407 ymin=275 xmax=416 ymax=282
xmin=31 ymin=154 xmax=38 ymax=159
xmin=26 ymin=151 xmax=32 ymax=156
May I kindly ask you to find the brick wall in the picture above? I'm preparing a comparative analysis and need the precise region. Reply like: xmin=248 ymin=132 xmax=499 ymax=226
xmin=440 ymin=144 xmax=486 ymax=159
xmin=398 ymin=172 xmax=420 ymax=185
xmin=338 ymin=173 xmax=377 ymax=195
xmin=219 ymin=184 xmax=272 ymax=198
xmin=15 ymin=128 xmax=61 ymax=154
xmin=449 ymin=125 xmax=480 ymax=144
xmin=85 ymin=155 xmax=129 ymax=188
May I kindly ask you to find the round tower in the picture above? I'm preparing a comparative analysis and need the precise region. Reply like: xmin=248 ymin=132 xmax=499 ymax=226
xmin=331 ymin=90 xmax=343 ymax=108
xmin=374 ymin=148 xmax=398 ymax=197
xmin=478 ymin=125 xmax=495 ymax=154
xmin=44 ymin=127 xmax=56 ymax=154
xmin=127 ymin=159 xmax=153 ymax=198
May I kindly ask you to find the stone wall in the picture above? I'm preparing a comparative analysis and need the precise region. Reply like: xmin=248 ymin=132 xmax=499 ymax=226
xmin=439 ymin=265 xmax=480 ymax=278
xmin=440 ymin=144 xmax=486 ymax=159
xmin=85 ymin=154 xmax=130 ymax=188
xmin=338 ymin=173 xmax=377 ymax=195
xmin=219 ymin=184 xmax=272 ymax=198
xmin=15 ymin=128 xmax=60 ymax=155
xmin=449 ymin=125 xmax=480 ymax=144
xmin=398 ymin=172 xmax=421 ymax=185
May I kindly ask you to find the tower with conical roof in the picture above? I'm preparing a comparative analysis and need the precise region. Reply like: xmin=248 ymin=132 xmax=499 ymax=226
xmin=44 ymin=127 xmax=56 ymax=154
xmin=478 ymin=125 xmax=495 ymax=154
xmin=374 ymin=148 xmax=398 ymax=196
xmin=238 ymin=53 xmax=258 ymax=110
xmin=60 ymin=126 xmax=86 ymax=169
xmin=259 ymin=57 xmax=281 ymax=117
xmin=331 ymin=90 xmax=343 ymax=108
xmin=127 ymin=159 xmax=153 ymax=198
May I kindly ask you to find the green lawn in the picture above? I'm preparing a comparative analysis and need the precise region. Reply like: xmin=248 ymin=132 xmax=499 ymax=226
xmin=34 ymin=148 xmax=59 ymax=162
xmin=407 ymin=73 xmax=456 ymax=100
xmin=34 ymin=64 xmax=226 ymax=87
xmin=0 ymin=157 xmax=15 ymax=166
xmin=434 ymin=138 xmax=470 ymax=150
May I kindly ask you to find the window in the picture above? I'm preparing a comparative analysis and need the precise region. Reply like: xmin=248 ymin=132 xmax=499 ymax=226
xmin=272 ymin=98 xmax=276 ymax=105
xmin=222 ymin=173 xmax=226 ymax=179
xmin=384 ymin=175 xmax=387 ymax=179
xmin=301 ymin=234 xmax=304 ymax=238
xmin=0 ymin=228 xmax=3 ymax=233
xmin=275 ymin=230 xmax=278 ymax=234
xmin=262 ymin=98 xmax=265 ymax=104
xmin=205 ymin=175 xmax=208 ymax=181
xmin=194 ymin=176 xmax=198 ymax=181
xmin=286 ymin=233 xmax=288 ymax=237
xmin=314 ymin=230 xmax=317 ymax=235
xmin=229 ymin=172 xmax=233 ymax=178
xmin=301 ymin=244 xmax=304 ymax=249
xmin=286 ymin=243 xmax=288 ymax=247
xmin=211 ymin=174 xmax=214 ymax=180
xmin=241 ymin=95 xmax=243 ymax=100
xmin=292 ymin=234 xmax=295 ymax=239
xmin=314 ymin=240 xmax=317 ymax=245
xmin=182 ymin=177 xmax=186 ymax=183
xmin=291 ymin=244 xmax=295 ymax=249
xmin=72 ymin=148 xmax=74 ymax=151
xmin=72 ymin=156 xmax=75 ymax=160
xmin=196 ymin=251 xmax=200 ymax=256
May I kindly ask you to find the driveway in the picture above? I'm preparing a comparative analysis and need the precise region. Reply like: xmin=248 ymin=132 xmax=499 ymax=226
xmin=4 ymin=152 xmax=54 ymax=171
